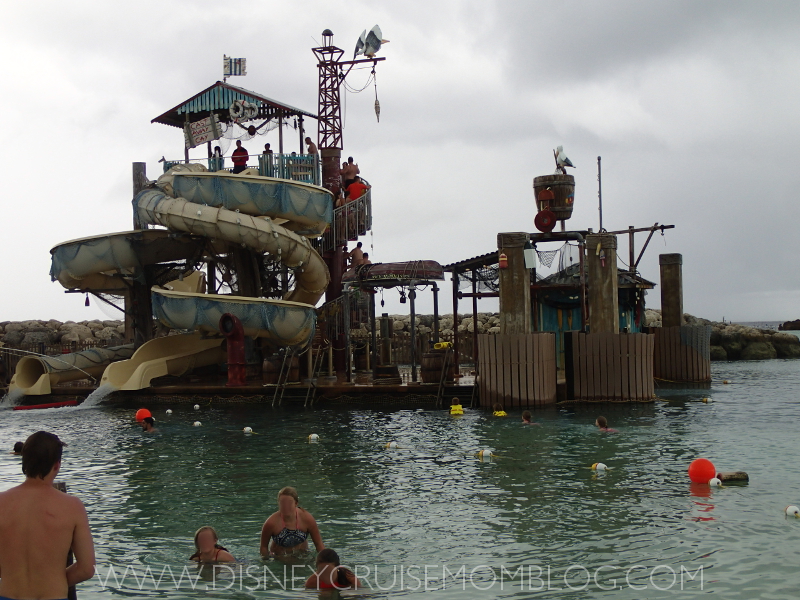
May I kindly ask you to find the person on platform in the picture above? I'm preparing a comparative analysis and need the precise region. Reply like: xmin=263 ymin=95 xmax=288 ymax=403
xmin=141 ymin=417 xmax=156 ymax=433
xmin=305 ymin=548 xmax=360 ymax=590
xmin=231 ymin=140 xmax=249 ymax=174
xmin=304 ymin=137 xmax=318 ymax=155
xmin=190 ymin=526 xmax=235 ymax=563
xmin=595 ymin=416 xmax=618 ymax=433
xmin=361 ymin=252 xmax=372 ymax=265
xmin=260 ymin=486 xmax=324 ymax=556
xmin=340 ymin=157 xmax=360 ymax=188
xmin=0 ymin=431 xmax=95 ymax=600
xmin=348 ymin=242 xmax=364 ymax=268
xmin=11 ymin=442 xmax=23 ymax=455
xmin=345 ymin=176 xmax=371 ymax=202
xmin=263 ymin=143 xmax=273 ymax=155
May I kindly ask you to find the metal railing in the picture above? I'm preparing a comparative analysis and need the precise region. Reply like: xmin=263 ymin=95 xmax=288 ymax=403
xmin=317 ymin=191 xmax=372 ymax=253
xmin=162 ymin=153 xmax=321 ymax=186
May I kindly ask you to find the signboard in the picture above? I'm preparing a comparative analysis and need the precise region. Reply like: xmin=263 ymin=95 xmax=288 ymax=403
xmin=183 ymin=114 xmax=221 ymax=149
xmin=223 ymin=55 xmax=247 ymax=77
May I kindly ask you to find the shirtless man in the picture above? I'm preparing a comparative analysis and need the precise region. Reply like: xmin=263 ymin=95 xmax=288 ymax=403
xmin=347 ymin=242 xmax=364 ymax=268
xmin=339 ymin=157 xmax=360 ymax=188
xmin=0 ymin=431 xmax=95 ymax=600
xmin=362 ymin=252 xmax=372 ymax=265
xmin=304 ymin=137 xmax=318 ymax=155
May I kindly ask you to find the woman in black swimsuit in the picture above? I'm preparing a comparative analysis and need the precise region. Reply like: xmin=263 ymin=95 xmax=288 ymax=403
xmin=190 ymin=526 xmax=235 ymax=563
xmin=259 ymin=487 xmax=324 ymax=556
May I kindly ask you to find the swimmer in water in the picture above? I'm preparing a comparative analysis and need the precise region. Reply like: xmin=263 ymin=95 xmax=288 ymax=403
xmin=305 ymin=548 xmax=359 ymax=590
xmin=260 ymin=486 xmax=324 ymax=556
xmin=190 ymin=526 xmax=235 ymax=563
xmin=141 ymin=417 xmax=156 ymax=433
xmin=595 ymin=416 xmax=618 ymax=433
xmin=11 ymin=442 xmax=23 ymax=455
xmin=521 ymin=410 xmax=539 ymax=425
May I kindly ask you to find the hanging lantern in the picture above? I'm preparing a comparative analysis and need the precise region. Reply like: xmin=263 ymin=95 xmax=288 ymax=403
xmin=498 ymin=253 xmax=508 ymax=269
xmin=374 ymin=98 xmax=381 ymax=122
xmin=523 ymin=241 xmax=537 ymax=269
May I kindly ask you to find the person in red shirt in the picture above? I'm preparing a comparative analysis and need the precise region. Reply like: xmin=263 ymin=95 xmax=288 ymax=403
xmin=345 ymin=176 xmax=370 ymax=202
xmin=231 ymin=140 xmax=249 ymax=174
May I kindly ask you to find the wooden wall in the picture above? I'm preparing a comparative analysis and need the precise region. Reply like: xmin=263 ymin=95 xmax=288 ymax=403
xmin=477 ymin=333 xmax=557 ymax=407
xmin=653 ymin=325 xmax=711 ymax=382
xmin=565 ymin=332 xmax=654 ymax=401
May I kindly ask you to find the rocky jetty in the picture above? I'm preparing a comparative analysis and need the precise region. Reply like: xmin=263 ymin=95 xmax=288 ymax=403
xmin=643 ymin=310 xmax=800 ymax=361
xmin=779 ymin=319 xmax=800 ymax=331
xmin=0 ymin=319 xmax=126 ymax=348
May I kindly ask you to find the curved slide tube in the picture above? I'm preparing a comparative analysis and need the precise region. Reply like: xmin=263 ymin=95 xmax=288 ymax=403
xmin=100 ymin=333 xmax=224 ymax=391
xmin=9 ymin=345 xmax=134 ymax=396
xmin=135 ymin=189 xmax=330 ymax=305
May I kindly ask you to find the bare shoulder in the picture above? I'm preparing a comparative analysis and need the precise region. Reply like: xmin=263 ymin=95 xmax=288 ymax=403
xmin=300 ymin=508 xmax=317 ymax=525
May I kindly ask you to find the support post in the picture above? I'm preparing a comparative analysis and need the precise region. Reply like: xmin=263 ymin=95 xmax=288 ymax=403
xmin=586 ymin=234 xmax=619 ymax=333
xmin=379 ymin=313 xmax=392 ymax=365
xmin=409 ymin=288 xmax=417 ymax=382
xmin=659 ymin=253 xmax=684 ymax=328
xmin=451 ymin=273 xmax=460 ymax=374
xmin=369 ymin=289 xmax=377 ymax=377
xmin=278 ymin=112 xmax=284 ymax=155
xmin=498 ymin=232 xmax=531 ymax=335
xmin=432 ymin=284 xmax=440 ymax=344
xmin=471 ymin=270 xmax=479 ymax=367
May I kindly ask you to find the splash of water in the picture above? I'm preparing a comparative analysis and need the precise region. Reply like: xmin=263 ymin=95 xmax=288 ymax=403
xmin=80 ymin=383 xmax=118 ymax=408
xmin=0 ymin=388 xmax=26 ymax=407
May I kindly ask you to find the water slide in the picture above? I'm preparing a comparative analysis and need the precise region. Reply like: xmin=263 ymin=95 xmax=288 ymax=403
xmin=10 ymin=165 xmax=332 ymax=396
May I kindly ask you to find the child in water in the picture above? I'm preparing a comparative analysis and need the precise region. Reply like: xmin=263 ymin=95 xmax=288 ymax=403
xmin=190 ymin=526 xmax=235 ymax=563
xmin=450 ymin=397 xmax=464 ymax=415
xmin=492 ymin=403 xmax=507 ymax=417
xmin=305 ymin=548 xmax=359 ymax=590
xmin=521 ymin=410 xmax=539 ymax=425
xmin=595 ymin=416 xmax=618 ymax=433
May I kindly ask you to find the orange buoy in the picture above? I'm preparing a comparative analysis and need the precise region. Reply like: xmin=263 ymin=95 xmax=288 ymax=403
xmin=498 ymin=253 xmax=508 ymax=269
xmin=688 ymin=458 xmax=716 ymax=484
xmin=135 ymin=408 xmax=152 ymax=422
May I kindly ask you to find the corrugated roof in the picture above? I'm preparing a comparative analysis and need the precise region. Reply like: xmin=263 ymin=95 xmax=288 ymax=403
xmin=443 ymin=251 xmax=498 ymax=273
xmin=152 ymin=81 xmax=317 ymax=128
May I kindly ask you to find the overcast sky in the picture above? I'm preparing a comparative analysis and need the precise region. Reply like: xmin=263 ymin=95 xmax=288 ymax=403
xmin=1 ymin=1 xmax=798 ymax=323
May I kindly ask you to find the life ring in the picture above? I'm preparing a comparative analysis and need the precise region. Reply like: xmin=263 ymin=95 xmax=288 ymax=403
xmin=229 ymin=100 xmax=258 ymax=121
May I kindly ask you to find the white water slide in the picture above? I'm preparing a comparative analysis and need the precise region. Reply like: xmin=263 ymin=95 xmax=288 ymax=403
xmin=9 ymin=165 xmax=332 ymax=395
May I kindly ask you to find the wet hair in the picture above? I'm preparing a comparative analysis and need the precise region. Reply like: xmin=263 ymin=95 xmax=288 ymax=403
xmin=143 ymin=417 xmax=155 ymax=426
xmin=363 ymin=253 xmax=369 ymax=259
xmin=597 ymin=416 xmax=608 ymax=429
xmin=21 ymin=431 xmax=65 ymax=479
xmin=13 ymin=442 xmax=23 ymax=453
xmin=347 ymin=157 xmax=354 ymax=162
xmin=356 ymin=242 xmax=362 ymax=248
xmin=189 ymin=526 xmax=228 ymax=560
xmin=522 ymin=411 xmax=532 ymax=421
xmin=278 ymin=486 xmax=300 ymax=506
xmin=451 ymin=397 xmax=460 ymax=406
xmin=492 ymin=403 xmax=503 ymax=412
xmin=317 ymin=549 xmax=352 ymax=586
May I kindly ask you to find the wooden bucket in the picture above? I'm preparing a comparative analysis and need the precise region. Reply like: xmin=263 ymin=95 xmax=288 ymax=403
xmin=420 ymin=350 xmax=456 ymax=384
xmin=533 ymin=174 xmax=575 ymax=222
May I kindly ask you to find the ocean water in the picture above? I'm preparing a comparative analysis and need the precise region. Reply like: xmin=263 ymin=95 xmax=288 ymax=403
xmin=1 ymin=360 xmax=799 ymax=598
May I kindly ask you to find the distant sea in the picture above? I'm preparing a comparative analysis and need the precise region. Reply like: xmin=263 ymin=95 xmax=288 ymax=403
xmin=735 ymin=320 xmax=800 ymax=338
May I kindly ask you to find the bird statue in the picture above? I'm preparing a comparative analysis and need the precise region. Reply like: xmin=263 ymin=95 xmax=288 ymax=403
xmin=355 ymin=25 xmax=389 ymax=58
xmin=554 ymin=146 xmax=575 ymax=175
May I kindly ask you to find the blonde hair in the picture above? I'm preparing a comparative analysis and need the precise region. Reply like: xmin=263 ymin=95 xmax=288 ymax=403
xmin=278 ymin=486 xmax=300 ymax=506
xmin=190 ymin=526 xmax=227 ymax=559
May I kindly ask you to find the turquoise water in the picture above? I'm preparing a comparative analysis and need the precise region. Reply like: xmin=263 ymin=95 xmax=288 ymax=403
xmin=2 ymin=360 xmax=800 ymax=598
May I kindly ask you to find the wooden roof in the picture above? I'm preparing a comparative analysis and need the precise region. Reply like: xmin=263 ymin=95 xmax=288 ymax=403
xmin=152 ymin=81 xmax=317 ymax=128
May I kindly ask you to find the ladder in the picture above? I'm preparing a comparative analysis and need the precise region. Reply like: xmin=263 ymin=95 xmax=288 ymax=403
xmin=304 ymin=343 xmax=329 ymax=407
xmin=272 ymin=348 xmax=295 ymax=407
xmin=436 ymin=348 xmax=453 ymax=408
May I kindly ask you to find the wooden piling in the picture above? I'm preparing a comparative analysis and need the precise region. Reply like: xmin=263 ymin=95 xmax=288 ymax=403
xmin=586 ymin=234 xmax=619 ymax=333
xmin=659 ymin=254 xmax=684 ymax=328
xmin=497 ymin=232 xmax=531 ymax=335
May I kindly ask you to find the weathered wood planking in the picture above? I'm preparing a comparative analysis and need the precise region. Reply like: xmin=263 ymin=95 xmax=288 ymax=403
xmin=566 ymin=332 xmax=654 ymax=401
xmin=476 ymin=333 xmax=557 ymax=407
xmin=653 ymin=325 xmax=711 ymax=382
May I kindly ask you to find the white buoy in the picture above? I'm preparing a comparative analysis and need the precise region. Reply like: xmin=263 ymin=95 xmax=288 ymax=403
xmin=166 ymin=409 xmax=173 ymax=415
xmin=308 ymin=433 xmax=319 ymax=442
xmin=477 ymin=448 xmax=493 ymax=459
xmin=701 ymin=397 xmax=712 ymax=403
xmin=193 ymin=421 xmax=201 ymax=427
xmin=785 ymin=505 xmax=800 ymax=517
xmin=592 ymin=462 xmax=608 ymax=471
xmin=709 ymin=477 xmax=722 ymax=487
xmin=385 ymin=441 xmax=398 ymax=449
xmin=243 ymin=427 xmax=253 ymax=434
xmin=193 ymin=404 xmax=200 ymax=410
